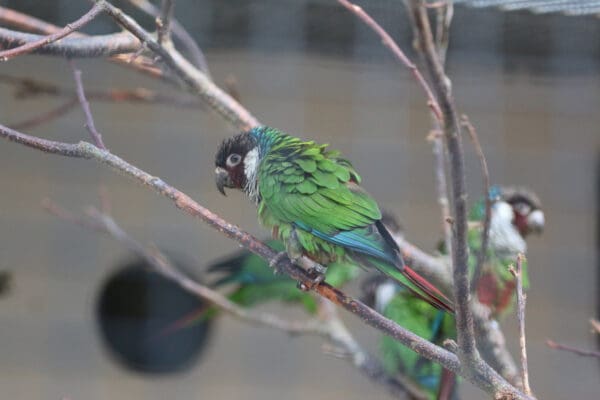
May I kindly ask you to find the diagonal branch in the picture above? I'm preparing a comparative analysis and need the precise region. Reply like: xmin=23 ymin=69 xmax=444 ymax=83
xmin=0 ymin=122 xmax=465 ymax=372
xmin=126 ymin=0 xmax=210 ymax=74
xmin=0 ymin=3 xmax=103 ymax=61
xmin=94 ymin=0 xmax=258 ymax=131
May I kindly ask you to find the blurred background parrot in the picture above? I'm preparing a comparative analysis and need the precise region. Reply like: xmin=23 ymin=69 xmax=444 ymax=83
xmin=214 ymin=126 xmax=453 ymax=313
xmin=467 ymin=185 xmax=544 ymax=317
xmin=363 ymin=185 xmax=544 ymax=399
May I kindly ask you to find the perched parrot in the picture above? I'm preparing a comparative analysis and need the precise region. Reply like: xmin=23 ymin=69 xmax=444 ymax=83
xmin=361 ymin=186 xmax=543 ymax=399
xmin=468 ymin=185 xmax=544 ymax=317
xmin=214 ymin=126 xmax=454 ymax=313
xmin=363 ymin=277 xmax=456 ymax=400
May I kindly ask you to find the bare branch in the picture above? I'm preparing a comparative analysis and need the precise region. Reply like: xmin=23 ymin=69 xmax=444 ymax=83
xmin=0 ymin=6 xmax=163 ymax=79
xmin=0 ymin=28 xmax=141 ymax=58
xmin=510 ymin=255 xmax=532 ymax=395
xmin=68 ymin=60 xmax=107 ymax=149
xmin=546 ymin=340 xmax=600 ymax=359
xmin=462 ymin=115 xmax=491 ymax=294
xmin=125 ymin=0 xmax=210 ymax=74
xmin=0 ymin=4 xmax=103 ymax=61
xmin=95 ymin=0 xmax=258 ymax=131
xmin=404 ymin=0 xmax=476 ymax=365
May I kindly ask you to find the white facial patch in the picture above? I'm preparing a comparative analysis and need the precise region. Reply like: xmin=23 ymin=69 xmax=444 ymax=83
xmin=489 ymin=201 xmax=526 ymax=257
xmin=243 ymin=147 xmax=260 ymax=203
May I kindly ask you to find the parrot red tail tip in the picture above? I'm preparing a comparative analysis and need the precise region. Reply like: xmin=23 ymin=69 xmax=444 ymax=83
xmin=403 ymin=266 xmax=455 ymax=314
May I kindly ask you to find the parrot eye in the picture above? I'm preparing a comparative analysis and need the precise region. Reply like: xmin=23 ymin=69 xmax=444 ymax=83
xmin=226 ymin=153 xmax=242 ymax=167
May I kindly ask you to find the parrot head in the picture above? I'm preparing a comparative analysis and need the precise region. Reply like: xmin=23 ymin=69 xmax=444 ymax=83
xmin=490 ymin=185 xmax=545 ymax=238
xmin=214 ymin=131 xmax=258 ymax=197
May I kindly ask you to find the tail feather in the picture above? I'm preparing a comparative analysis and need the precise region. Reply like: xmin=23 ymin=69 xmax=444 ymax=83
xmin=436 ymin=368 xmax=457 ymax=400
xmin=402 ymin=266 xmax=454 ymax=314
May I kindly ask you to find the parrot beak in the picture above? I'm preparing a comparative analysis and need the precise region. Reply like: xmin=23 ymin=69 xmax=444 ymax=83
xmin=527 ymin=209 xmax=545 ymax=234
xmin=215 ymin=167 xmax=232 ymax=196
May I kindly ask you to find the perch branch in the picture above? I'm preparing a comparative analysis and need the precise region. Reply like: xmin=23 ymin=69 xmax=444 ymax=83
xmin=45 ymin=198 xmax=421 ymax=398
xmin=68 ymin=60 xmax=107 ymax=149
xmin=0 ymin=122 xmax=460 ymax=372
xmin=462 ymin=115 xmax=491 ymax=294
xmin=510 ymin=255 xmax=532 ymax=395
xmin=0 ymin=4 xmax=103 ymax=60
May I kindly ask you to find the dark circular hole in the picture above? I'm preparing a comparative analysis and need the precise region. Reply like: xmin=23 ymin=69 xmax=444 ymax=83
xmin=96 ymin=256 xmax=212 ymax=374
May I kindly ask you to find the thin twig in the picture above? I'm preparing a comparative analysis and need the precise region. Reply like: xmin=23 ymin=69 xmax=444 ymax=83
xmin=510 ymin=254 xmax=532 ymax=395
xmin=546 ymin=340 xmax=600 ymax=359
xmin=157 ymin=0 xmax=175 ymax=45
xmin=43 ymin=199 xmax=323 ymax=334
xmin=125 ymin=0 xmax=211 ymax=75
xmin=0 ymin=4 xmax=103 ymax=61
xmin=0 ymin=6 xmax=162 ymax=79
xmin=68 ymin=60 xmax=107 ymax=150
xmin=462 ymin=115 xmax=491 ymax=294
xmin=337 ymin=0 xmax=442 ymax=121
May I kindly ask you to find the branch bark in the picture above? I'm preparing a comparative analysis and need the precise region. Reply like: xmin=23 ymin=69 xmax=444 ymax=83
xmin=0 ymin=4 xmax=103 ymax=60
xmin=510 ymin=255 xmax=532 ymax=395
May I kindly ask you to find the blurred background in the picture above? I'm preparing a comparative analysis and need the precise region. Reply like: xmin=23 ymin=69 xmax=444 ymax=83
xmin=0 ymin=0 xmax=598 ymax=399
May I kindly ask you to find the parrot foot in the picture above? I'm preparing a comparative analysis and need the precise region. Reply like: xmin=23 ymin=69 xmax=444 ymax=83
xmin=295 ymin=257 xmax=326 ymax=291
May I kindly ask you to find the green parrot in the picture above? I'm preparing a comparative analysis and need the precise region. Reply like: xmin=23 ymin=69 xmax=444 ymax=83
xmin=467 ymin=185 xmax=544 ymax=317
xmin=214 ymin=126 xmax=453 ymax=313
xmin=360 ymin=186 xmax=544 ymax=399
xmin=362 ymin=279 xmax=456 ymax=400
xmin=156 ymin=240 xmax=361 ymax=337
